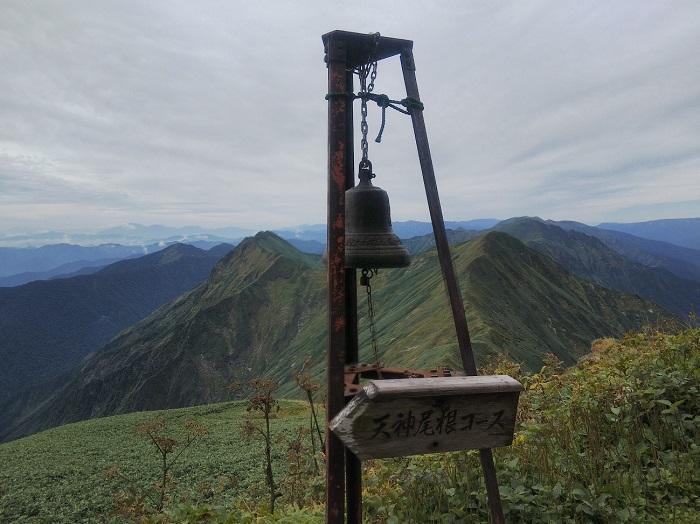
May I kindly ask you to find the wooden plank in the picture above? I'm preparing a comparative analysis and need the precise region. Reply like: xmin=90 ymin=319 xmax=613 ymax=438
xmin=330 ymin=376 xmax=523 ymax=460
xmin=365 ymin=375 xmax=522 ymax=399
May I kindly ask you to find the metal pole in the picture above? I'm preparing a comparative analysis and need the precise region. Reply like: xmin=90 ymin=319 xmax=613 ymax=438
xmin=325 ymin=34 xmax=349 ymax=524
xmin=343 ymin=66 xmax=362 ymax=524
xmin=400 ymin=48 xmax=506 ymax=524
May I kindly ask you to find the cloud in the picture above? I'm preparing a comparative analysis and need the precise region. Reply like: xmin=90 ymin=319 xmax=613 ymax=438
xmin=0 ymin=0 xmax=698 ymax=232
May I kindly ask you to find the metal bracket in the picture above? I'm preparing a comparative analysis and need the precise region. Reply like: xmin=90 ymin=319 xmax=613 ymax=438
xmin=344 ymin=363 xmax=453 ymax=397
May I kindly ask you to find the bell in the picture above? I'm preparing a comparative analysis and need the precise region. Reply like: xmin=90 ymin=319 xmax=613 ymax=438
xmin=345 ymin=160 xmax=410 ymax=269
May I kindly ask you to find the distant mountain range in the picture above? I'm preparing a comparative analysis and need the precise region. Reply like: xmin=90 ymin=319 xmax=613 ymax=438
xmin=0 ymin=256 xmax=129 ymax=287
xmin=554 ymin=220 xmax=700 ymax=283
xmin=0 ymin=243 xmax=234 ymax=403
xmin=0 ymin=243 xmax=160 ymax=278
xmin=0 ymin=221 xmax=495 ymax=284
xmin=598 ymin=218 xmax=700 ymax=250
xmin=0 ymin=230 xmax=668 ymax=441
xmin=4 ymin=218 xmax=697 ymax=285
xmin=0 ymin=223 xmax=255 ymax=248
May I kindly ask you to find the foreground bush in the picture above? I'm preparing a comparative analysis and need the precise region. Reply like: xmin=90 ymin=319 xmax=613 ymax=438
xmin=363 ymin=329 xmax=699 ymax=522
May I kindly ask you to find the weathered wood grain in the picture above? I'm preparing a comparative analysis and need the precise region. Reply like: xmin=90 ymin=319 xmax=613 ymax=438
xmin=330 ymin=375 xmax=523 ymax=460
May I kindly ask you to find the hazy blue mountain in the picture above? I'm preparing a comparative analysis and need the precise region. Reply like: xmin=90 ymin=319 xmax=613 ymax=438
xmin=598 ymin=218 xmax=700 ymax=250
xmin=0 ymin=257 xmax=128 ymax=287
xmin=0 ymin=244 xmax=227 ymax=401
xmin=552 ymin=220 xmax=700 ymax=282
xmin=207 ymin=243 xmax=237 ymax=258
xmin=0 ymin=243 xmax=160 ymax=277
xmin=494 ymin=218 xmax=700 ymax=318
xmin=0 ymin=224 xmax=255 ymax=248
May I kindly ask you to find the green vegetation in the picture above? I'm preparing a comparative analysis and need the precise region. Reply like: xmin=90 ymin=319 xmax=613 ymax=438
xmin=0 ymin=400 xmax=316 ymax=522
xmin=2 ymin=328 xmax=697 ymax=522
xmin=363 ymin=328 xmax=700 ymax=522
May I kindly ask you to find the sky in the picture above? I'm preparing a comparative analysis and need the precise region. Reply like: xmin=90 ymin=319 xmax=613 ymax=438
xmin=1 ymin=1 xmax=699 ymax=233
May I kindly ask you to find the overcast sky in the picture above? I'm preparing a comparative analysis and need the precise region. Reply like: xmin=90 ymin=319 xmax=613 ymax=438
xmin=1 ymin=1 xmax=698 ymax=232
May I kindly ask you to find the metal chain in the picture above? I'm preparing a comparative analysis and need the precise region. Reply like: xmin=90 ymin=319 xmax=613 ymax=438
xmin=361 ymin=268 xmax=381 ymax=368
xmin=357 ymin=34 xmax=382 ymax=371
xmin=356 ymin=33 xmax=380 ymax=163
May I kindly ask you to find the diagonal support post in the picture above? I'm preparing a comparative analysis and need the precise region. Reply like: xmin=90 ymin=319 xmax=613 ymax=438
xmin=400 ymin=47 xmax=506 ymax=524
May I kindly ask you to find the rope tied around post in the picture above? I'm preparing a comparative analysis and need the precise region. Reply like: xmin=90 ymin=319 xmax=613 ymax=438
xmin=325 ymin=91 xmax=425 ymax=143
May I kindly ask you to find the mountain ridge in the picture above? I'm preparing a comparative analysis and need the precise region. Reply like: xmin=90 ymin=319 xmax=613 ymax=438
xmin=0 ymin=243 xmax=228 ymax=401
xmin=494 ymin=217 xmax=700 ymax=317
xmin=0 ymin=231 xmax=668 ymax=442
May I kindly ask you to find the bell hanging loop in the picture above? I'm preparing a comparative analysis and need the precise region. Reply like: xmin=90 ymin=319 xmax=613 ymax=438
xmin=344 ymin=163 xmax=410 ymax=269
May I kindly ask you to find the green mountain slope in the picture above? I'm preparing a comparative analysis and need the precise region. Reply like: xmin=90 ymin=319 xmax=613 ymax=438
xmin=0 ymin=244 xmax=227 ymax=400
xmin=494 ymin=217 xmax=700 ymax=318
xmin=0 ymin=232 xmax=668 ymax=441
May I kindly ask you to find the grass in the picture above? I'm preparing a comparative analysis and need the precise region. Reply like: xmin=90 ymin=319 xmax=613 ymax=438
xmin=0 ymin=400 xmax=313 ymax=522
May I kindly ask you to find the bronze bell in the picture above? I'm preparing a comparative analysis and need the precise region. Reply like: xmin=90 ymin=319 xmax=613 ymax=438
xmin=345 ymin=160 xmax=410 ymax=269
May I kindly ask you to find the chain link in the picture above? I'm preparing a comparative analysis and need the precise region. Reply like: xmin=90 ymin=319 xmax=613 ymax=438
xmin=361 ymin=268 xmax=381 ymax=369
xmin=356 ymin=33 xmax=380 ymax=162
xmin=357 ymin=34 xmax=382 ymax=370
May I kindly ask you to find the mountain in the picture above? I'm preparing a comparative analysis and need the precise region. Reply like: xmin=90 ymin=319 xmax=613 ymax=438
xmin=403 ymin=228 xmax=480 ymax=255
xmin=0 ymin=231 xmax=667 ymax=441
xmin=206 ymin=243 xmax=237 ymax=258
xmin=493 ymin=218 xmax=700 ymax=318
xmin=550 ymin=220 xmax=700 ymax=283
xmin=0 ymin=244 xmax=227 ymax=402
xmin=598 ymin=218 xmax=700 ymax=250
xmin=0 ymin=257 xmax=128 ymax=287
xmin=0 ymin=243 xmax=162 ymax=278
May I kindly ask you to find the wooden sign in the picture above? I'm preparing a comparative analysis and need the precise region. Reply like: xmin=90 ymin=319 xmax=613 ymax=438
xmin=330 ymin=375 xmax=523 ymax=460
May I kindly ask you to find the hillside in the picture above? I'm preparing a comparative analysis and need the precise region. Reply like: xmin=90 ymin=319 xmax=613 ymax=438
xmin=1 ymin=328 xmax=696 ymax=522
xmin=356 ymin=231 xmax=667 ymax=372
xmin=0 ymin=231 xmax=669 ymax=441
xmin=599 ymin=217 xmax=700 ymax=250
xmin=0 ymin=243 xmax=227 ymax=400
xmin=494 ymin=217 xmax=700 ymax=318
xmin=0 ymin=400 xmax=311 ymax=522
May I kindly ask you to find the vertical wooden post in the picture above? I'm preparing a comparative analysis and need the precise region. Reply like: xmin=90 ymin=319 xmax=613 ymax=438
xmin=400 ymin=48 xmax=506 ymax=524
xmin=325 ymin=34 xmax=349 ymax=524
